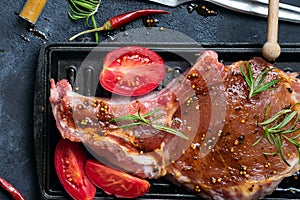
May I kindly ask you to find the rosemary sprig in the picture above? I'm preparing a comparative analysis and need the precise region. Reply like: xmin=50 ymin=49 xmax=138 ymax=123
xmin=253 ymin=105 xmax=300 ymax=166
xmin=68 ymin=0 xmax=101 ymax=42
xmin=240 ymin=62 xmax=281 ymax=99
xmin=110 ymin=108 xmax=189 ymax=140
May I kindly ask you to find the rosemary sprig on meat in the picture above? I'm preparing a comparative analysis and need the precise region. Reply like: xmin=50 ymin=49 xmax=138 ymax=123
xmin=240 ymin=62 xmax=281 ymax=99
xmin=68 ymin=0 xmax=101 ymax=42
xmin=110 ymin=108 xmax=189 ymax=140
xmin=253 ymin=104 xmax=300 ymax=166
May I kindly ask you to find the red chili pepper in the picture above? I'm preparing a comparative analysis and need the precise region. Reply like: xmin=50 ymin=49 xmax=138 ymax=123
xmin=0 ymin=177 xmax=25 ymax=200
xmin=102 ymin=9 xmax=170 ymax=30
xmin=69 ymin=9 xmax=170 ymax=41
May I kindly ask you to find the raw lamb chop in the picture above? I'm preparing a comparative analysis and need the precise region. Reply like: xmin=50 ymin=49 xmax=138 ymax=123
xmin=49 ymin=50 xmax=300 ymax=200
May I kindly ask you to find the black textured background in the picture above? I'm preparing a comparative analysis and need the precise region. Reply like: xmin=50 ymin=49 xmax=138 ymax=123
xmin=0 ymin=0 xmax=299 ymax=199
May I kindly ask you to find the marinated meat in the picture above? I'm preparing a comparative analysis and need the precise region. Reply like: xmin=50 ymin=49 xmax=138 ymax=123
xmin=49 ymin=50 xmax=300 ymax=200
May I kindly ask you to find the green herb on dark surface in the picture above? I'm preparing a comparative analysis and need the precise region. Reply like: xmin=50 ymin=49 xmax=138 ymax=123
xmin=110 ymin=108 xmax=189 ymax=140
xmin=68 ymin=0 xmax=101 ymax=42
xmin=253 ymin=105 xmax=300 ymax=166
xmin=240 ymin=62 xmax=281 ymax=99
xmin=69 ymin=9 xmax=170 ymax=41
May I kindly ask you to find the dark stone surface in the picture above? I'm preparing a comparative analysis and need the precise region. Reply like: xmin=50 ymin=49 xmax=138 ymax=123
xmin=0 ymin=0 xmax=299 ymax=199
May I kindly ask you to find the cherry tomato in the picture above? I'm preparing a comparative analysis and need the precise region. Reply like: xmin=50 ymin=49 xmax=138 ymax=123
xmin=99 ymin=46 xmax=165 ymax=96
xmin=85 ymin=159 xmax=150 ymax=198
xmin=54 ymin=139 xmax=96 ymax=200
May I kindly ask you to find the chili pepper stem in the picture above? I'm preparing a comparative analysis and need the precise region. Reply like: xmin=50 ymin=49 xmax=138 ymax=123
xmin=69 ymin=20 xmax=112 ymax=41
xmin=68 ymin=9 xmax=170 ymax=42
xmin=69 ymin=26 xmax=104 ymax=41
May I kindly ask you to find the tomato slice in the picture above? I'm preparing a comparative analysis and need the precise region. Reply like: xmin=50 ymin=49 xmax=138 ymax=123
xmin=85 ymin=159 xmax=150 ymax=198
xmin=99 ymin=46 xmax=165 ymax=96
xmin=54 ymin=139 xmax=96 ymax=200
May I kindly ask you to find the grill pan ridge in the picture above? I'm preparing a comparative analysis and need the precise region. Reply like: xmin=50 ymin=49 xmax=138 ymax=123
xmin=34 ymin=43 xmax=300 ymax=199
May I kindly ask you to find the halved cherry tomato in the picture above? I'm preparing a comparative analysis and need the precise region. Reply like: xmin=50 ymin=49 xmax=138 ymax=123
xmin=99 ymin=46 xmax=165 ymax=96
xmin=85 ymin=159 xmax=150 ymax=198
xmin=54 ymin=139 xmax=96 ymax=200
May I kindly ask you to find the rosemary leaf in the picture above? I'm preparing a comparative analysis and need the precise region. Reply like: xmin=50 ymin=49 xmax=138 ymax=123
xmin=256 ymin=104 xmax=300 ymax=166
xmin=272 ymin=111 xmax=297 ymax=130
xmin=240 ymin=63 xmax=281 ymax=99
xmin=258 ymin=109 xmax=291 ymax=126
xmin=110 ymin=114 xmax=140 ymax=122
xmin=266 ymin=128 xmax=275 ymax=145
xmin=252 ymin=79 xmax=281 ymax=97
xmin=143 ymin=108 xmax=161 ymax=118
xmin=110 ymin=108 xmax=189 ymax=140
xmin=291 ymin=133 xmax=300 ymax=140
xmin=151 ymin=113 xmax=165 ymax=121
xmin=111 ymin=122 xmax=146 ymax=130
xmin=137 ymin=109 xmax=150 ymax=124
xmin=252 ymin=134 xmax=264 ymax=146
xmin=255 ymin=68 xmax=269 ymax=87
xmin=280 ymin=128 xmax=300 ymax=135
xmin=262 ymin=103 xmax=270 ymax=122
xmin=263 ymin=150 xmax=278 ymax=156
xmin=275 ymin=134 xmax=291 ymax=166
xmin=152 ymin=124 xmax=189 ymax=140
xmin=240 ymin=66 xmax=251 ymax=89
xmin=284 ymin=136 xmax=300 ymax=148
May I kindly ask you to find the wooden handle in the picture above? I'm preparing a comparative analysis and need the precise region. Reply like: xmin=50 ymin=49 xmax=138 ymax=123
xmin=262 ymin=0 xmax=281 ymax=61
xmin=19 ymin=0 xmax=47 ymax=24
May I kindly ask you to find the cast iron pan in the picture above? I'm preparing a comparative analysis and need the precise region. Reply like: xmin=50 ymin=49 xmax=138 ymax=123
xmin=34 ymin=43 xmax=300 ymax=199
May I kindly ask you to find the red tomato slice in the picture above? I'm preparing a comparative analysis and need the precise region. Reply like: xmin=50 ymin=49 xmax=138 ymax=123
xmin=99 ymin=46 xmax=165 ymax=96
xmin=54 ymin=139 xmax=96 ymax=200
xmin=85 ymin=159 xmax=150 ymax=198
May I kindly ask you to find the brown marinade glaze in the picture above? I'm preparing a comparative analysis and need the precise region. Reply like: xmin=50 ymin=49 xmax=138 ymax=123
xmin=167 ymin=57 xmax=299 ymax=197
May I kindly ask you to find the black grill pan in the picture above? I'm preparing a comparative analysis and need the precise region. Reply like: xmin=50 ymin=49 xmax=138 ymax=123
xmin=34 ymin=43 xmax=300 ymax=199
